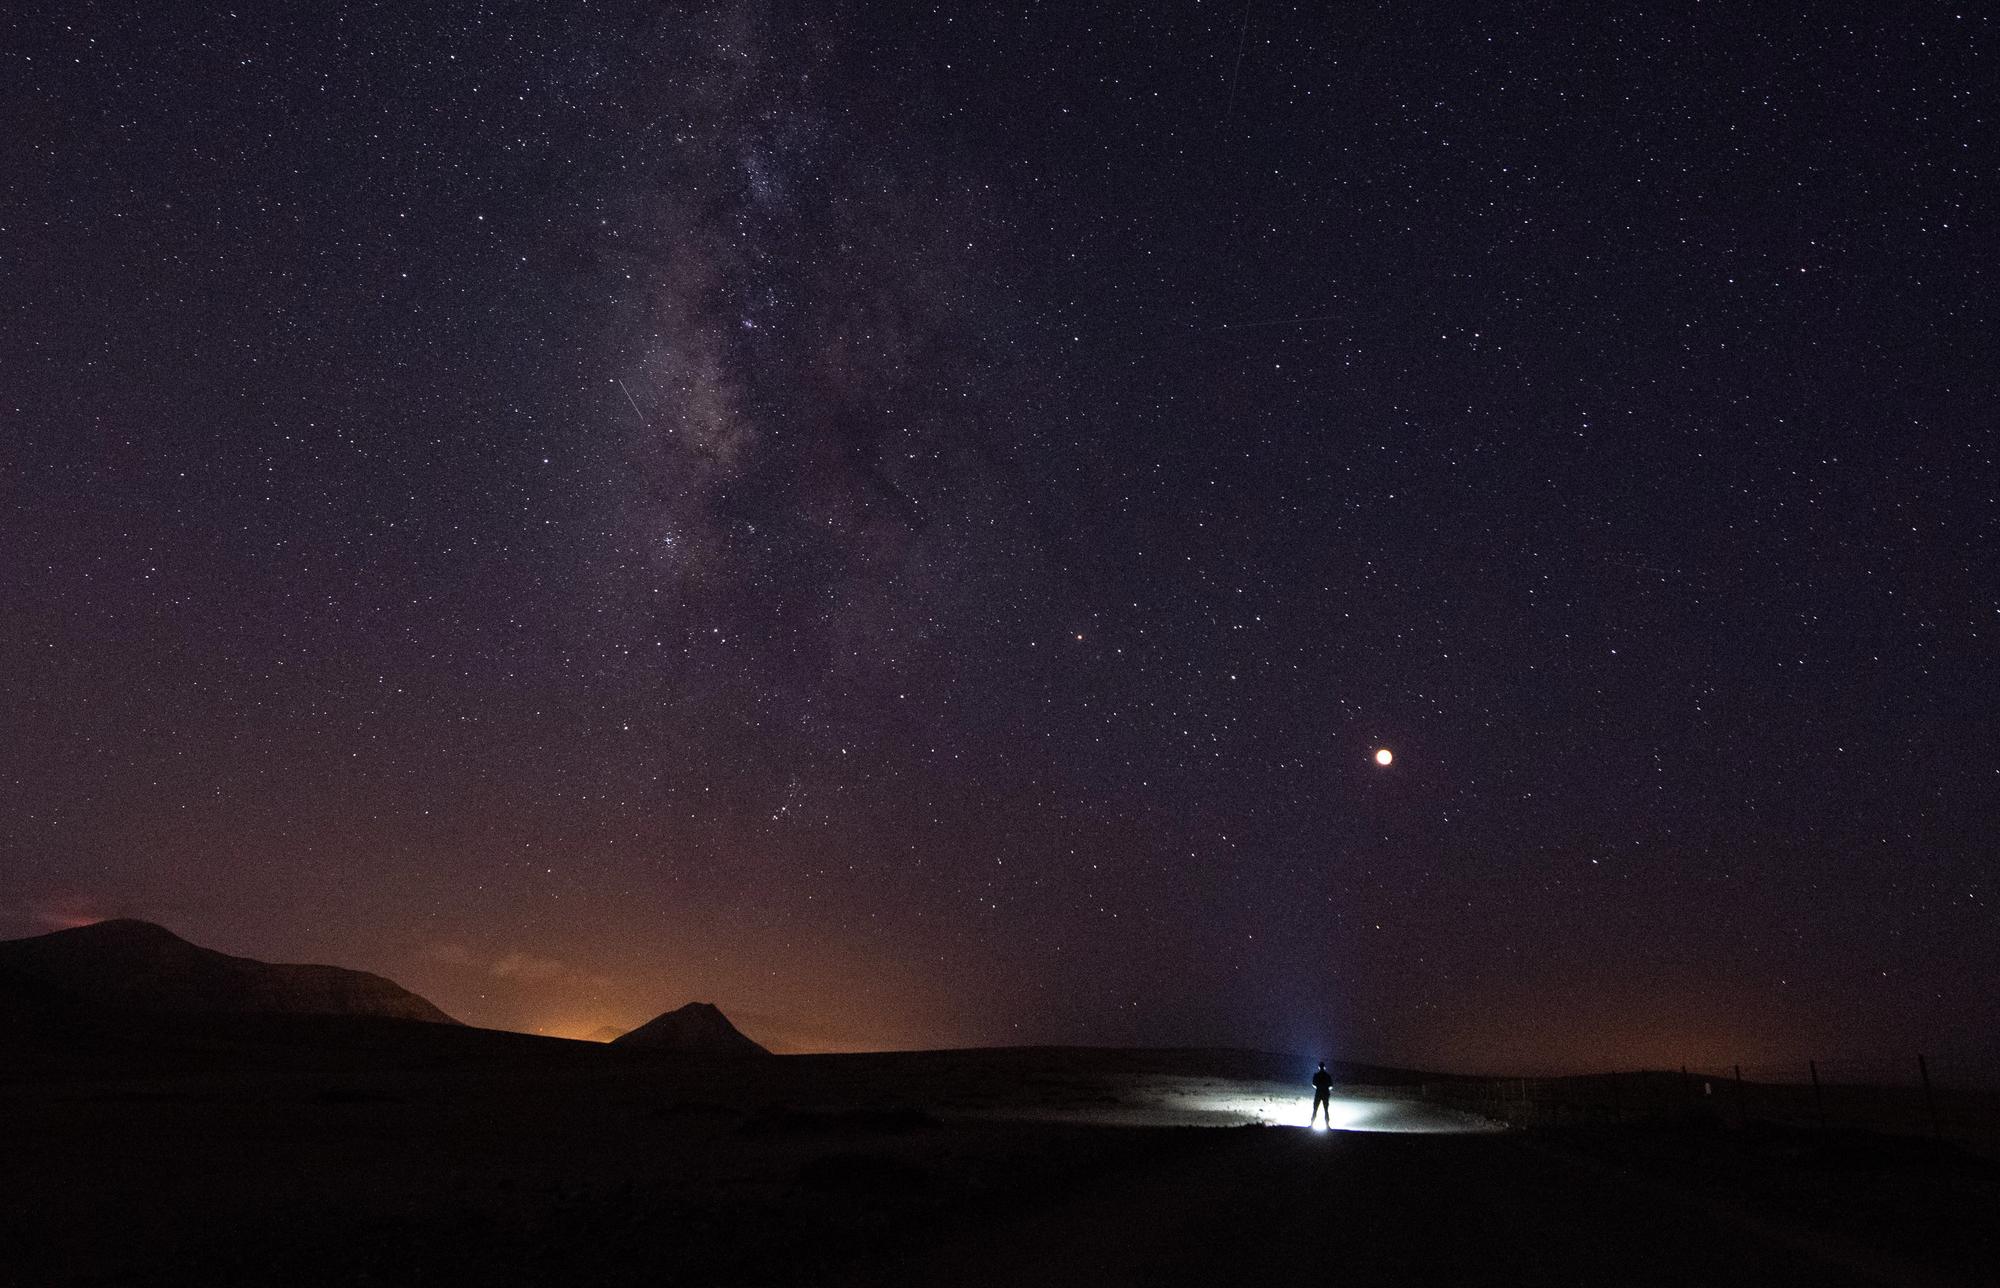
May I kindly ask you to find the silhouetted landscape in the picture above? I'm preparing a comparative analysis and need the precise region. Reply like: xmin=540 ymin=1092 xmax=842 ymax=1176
xmin=4 ymin=920 xmax=1995 ymax=1285
xmin=1 ymin=919 xmax=459 ymax=1028
xmin=614 ymin=1001 xmax=770 ymax=1055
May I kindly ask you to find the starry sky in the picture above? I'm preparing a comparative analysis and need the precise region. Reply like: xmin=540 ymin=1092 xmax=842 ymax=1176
xmin=3 ymin=1 xmax=1994 ymax=1072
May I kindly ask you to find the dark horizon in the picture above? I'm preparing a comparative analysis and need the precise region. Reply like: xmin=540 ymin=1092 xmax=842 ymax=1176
xmin=4 ymin=3 xmax=1993 ymax=1076
xmin=8 ymin=902 xmax=1995 ymax=1088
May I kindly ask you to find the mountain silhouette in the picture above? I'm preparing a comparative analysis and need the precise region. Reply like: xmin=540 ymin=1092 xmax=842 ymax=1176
xmin=612 ymin=1001 xmax=767 ymax=1054
xmin=0 ymin=919 xmax=459 ymax=1025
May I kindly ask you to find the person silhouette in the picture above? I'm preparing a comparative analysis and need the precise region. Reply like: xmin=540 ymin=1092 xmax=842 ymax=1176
xmin=1310 ymin=1061 xmax=1334 ymax=1127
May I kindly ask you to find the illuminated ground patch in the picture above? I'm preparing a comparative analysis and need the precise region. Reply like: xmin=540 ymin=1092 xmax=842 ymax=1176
xmin=972 ymin=1075 xmax=1501 ymax=1133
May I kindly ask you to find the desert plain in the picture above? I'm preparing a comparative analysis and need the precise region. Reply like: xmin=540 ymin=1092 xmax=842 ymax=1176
xmin=7 ymin=1019 xmax=1997 ymax=1286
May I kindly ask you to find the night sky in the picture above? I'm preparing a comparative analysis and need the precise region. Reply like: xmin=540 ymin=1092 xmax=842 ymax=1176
xmin=4 ymin=2 xmax=1994 ymax=1072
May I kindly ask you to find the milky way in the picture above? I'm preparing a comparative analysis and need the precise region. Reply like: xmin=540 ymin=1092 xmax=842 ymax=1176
xmin=584 ymin=8 xmax=1055 ymax=691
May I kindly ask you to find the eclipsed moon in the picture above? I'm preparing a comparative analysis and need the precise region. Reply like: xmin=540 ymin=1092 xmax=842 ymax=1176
xmin=1374 ymin=748 xmax=1394 ymax=766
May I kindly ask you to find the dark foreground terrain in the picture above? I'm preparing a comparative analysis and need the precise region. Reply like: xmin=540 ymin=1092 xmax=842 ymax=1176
xmin=3 ymin=1023 xmax=1994 ymax=1286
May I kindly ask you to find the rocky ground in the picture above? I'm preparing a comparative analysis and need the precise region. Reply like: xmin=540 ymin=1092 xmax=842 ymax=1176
xmin=4 ymin=1041 xmax=1991 ymax=1285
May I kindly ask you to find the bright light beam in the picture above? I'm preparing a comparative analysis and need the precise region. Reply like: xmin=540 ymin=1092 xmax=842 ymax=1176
xmin=1164 ymin=1081 xmax=1500 ymax=1134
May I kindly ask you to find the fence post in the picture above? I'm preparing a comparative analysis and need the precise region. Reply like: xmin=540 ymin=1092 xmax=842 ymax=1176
xmin=1809 ymin=1059 xmax=1826 ymax=1131
xmin=1918 ymin=1054 xmax=1941 ymax=1143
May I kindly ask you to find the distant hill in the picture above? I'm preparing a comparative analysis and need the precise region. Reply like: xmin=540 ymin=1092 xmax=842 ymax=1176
xmin=0 ymin=919 xmax=459 ymax=1025
xmin=612 ymin=1002 xmax=767 ymax=1054
xmin=586 ymin=1025 xmax=628 ymax=1043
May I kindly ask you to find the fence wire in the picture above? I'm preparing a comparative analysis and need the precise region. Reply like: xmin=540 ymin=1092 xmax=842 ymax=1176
xmin=1416 ymin=1055 xmax=1997 ymax=1153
